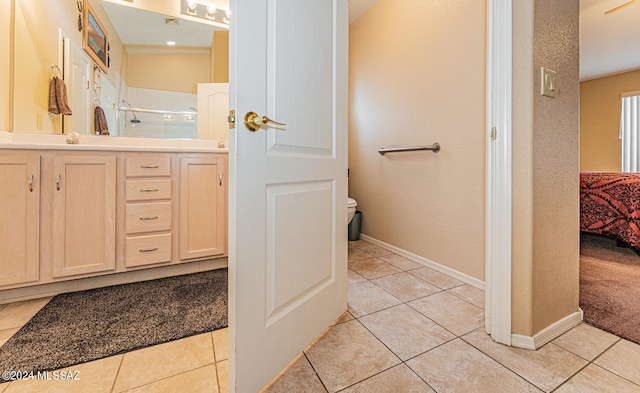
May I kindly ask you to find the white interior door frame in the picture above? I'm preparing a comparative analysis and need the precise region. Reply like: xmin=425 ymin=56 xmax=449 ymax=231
xmin=485 ymin=0 xmax=512 ymax=345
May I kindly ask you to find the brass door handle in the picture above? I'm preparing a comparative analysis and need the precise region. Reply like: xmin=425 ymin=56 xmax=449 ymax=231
xmin=244 ymin=111 xmax=286 ymax=132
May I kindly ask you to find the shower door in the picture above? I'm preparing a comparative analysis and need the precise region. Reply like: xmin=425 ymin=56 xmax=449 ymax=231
xmin=229 ymin=0 xmax=348 ymax=391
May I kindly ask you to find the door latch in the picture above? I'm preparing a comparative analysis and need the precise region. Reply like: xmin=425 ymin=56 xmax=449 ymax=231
xmin=228 ymin=110 xmax=236 ymax=129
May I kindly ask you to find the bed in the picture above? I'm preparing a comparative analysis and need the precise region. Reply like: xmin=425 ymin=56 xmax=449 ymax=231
xmin=580 ymin=171 xmax=640 ymax=250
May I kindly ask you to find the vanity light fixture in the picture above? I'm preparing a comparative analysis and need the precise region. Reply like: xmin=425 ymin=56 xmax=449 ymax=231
xmin=206 ymin=5 xmax=217 ymax=20
xmin=186 ymin=0 xmax=198 ymax=15
xmin=167 ymin=41 xmax=176 ymax=46
xmin=180 ymin=0 xmax=230 ymax=25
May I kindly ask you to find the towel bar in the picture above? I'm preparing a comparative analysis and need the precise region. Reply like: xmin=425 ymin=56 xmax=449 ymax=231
xmin=378 ymin=143 xmax=441 ymax=156
xmin=118 ymin=107 xmax=197 ymax=116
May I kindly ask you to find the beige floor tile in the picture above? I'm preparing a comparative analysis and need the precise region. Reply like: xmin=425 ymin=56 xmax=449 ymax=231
xmin=371 ymin=273 xmax=441 ymax=302
xmin=341 ymin=364 xmax=434 ymax=393
xmin=4 ymin=354 xmax=122 ymax=393
xmin=0 ymin=297 xmax=51 ymax=331
xmin=122 ymin=364 xmax=218 ymax=393
xmin=350 ymin=241 xmax=394 ymax=257
xmin=304 ymin=320 xmax=400 ymax=392
xmin=359 ymin=304 xmax=454 ymax=361
xmin=217 ymin=360 xmax=228 ymax=393
xmin=348 ymin=258 xmax=402 ymax=280
xmin=555 ymin=364 xmax=640 ymax=393
xmin=408 ymin=292 xmax=484 ymax=336
xmin=332 ymin=311 xmax=354 ymax=326
xmin=213 ymin=328 xmax=228 ymax=362
xmin=348 ymin=248 xmax=374 ymax=263
xmin=407 ymin=339 xmax=541 ymax=393
xmin=408 ymin=267 xmax=464 ymax=290
xmin=113 ymin=333 xmax=215 ymax=392
xmin=0 ymin=382 xmax=6 ymax=393
xmin=377 ymin=254 xmax=424 ymax=271
xmin=594 ymin=339 xmax=640 ymax=385
xmin=462 ymin=328 xmax=588 ymax=392
xmin=347 ymin=281 xmax=402 ymax=318
xmin=262 ymin=354 xmax=326 ymax=393
xmin=0 ymin=328 xmax=19 ymax=347
xmin=446 ymin=284 xmax=485 ymax=309
xmin=347 ymin=269 xmax=367 ymax=285
xmin=552 ymin=323 xmax=619 ymax=361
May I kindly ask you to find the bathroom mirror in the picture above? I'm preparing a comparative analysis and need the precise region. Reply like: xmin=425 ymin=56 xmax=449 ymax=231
xmin=12 ymin=0 xmax=229 ymax=139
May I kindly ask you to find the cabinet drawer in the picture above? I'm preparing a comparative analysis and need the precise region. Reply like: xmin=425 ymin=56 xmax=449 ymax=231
xmin=125 ymin=233 xmax=172 ymax=267
xmin=126 ymin=180 xmax=172 ymax=201
xmin=125 ymin=157 xmax=171 ymax=177
xmin=126 ymin=202 xmax=172 ymax=234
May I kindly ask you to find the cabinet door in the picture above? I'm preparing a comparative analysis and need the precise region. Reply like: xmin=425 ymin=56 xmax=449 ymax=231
xmin=0 ymin=155 xmax=39 ymax=287
xmin=52 ymin=155 xmax=116 ymax=277
xmin=180 ymin=156 xmax=227 ymax=260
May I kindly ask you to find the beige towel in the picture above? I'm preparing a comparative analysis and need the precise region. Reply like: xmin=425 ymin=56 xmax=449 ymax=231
xmin=48 ymin=76 xmax=72 ymax=116
xmin=94 ymin=106 xmax=109 ymax=135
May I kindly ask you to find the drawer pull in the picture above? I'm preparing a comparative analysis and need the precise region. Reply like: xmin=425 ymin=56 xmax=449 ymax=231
xmin=140 ymin=165 xmax=160 ymax=169
xmin=140 ymin=188 xmax=159 ymax=192
xmin=139 ymin=247 xmax=158 ymax=253
xmin=139 ymin=216 xmax=159 ymax=221
xmin=28 ymin=174 xmax=34 ymax=192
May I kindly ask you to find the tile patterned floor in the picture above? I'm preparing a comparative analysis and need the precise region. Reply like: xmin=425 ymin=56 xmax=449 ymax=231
xmin=0 ymin=240 xmax=639 ymax=392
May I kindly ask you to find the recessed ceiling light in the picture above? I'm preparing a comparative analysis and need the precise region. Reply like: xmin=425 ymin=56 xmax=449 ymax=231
xmin=167 ymin=41 xmax=176 ymax=46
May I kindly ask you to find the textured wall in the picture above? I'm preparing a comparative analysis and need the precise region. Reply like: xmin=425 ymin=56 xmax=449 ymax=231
xmin=349 ymin=0 xmax=486 ymax=280
xmin=531 ymin=0 xmax=580 ymax=334
xmin=581 ymin=69 xmax=640 ymax=171
xmin=511 ymin=0 xmax=535 ymax=336
xmin=512 ymin=0 xmax=580 ymax=336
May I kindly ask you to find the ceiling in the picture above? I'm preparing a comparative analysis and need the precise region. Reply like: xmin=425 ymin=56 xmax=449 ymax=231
xmin=101 ymin=1 xmax=226 ymax=49
xmin=100 ymin=0 xmax=640 ymax=80
xmin=580 ymin=0 xmax=640 ymax=81
xmin=348 ymin=0 xmax=640 ymax=82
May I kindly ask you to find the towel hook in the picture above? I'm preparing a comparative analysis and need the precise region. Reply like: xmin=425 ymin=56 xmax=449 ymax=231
xmin=50 ymin=63 xmax=62 ymax=77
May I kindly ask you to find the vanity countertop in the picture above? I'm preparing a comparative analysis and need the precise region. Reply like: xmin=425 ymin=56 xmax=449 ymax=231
xmin=0 ymin=132 xmax=228 ymax=153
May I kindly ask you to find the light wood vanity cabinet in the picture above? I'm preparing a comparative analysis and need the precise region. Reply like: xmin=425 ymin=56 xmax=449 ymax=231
xmin=0 ymin=149 xmax=227 ymax=292
xmin=0 ymin=155 xmax=40 ymax=287
xmin=123 ymin=156 xmax=174 ymax=268
xmin=180 ymin=156 xmax=227 ymax=260
xmin=52 ymin=155 xmax=117 ymax=278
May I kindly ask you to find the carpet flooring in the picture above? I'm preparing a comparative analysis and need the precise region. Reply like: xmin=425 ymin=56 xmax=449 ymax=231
xmin=0 ymin=268 xmax=228 ymax=374
xmin=580 ymin=234 xmax=640 ymax=345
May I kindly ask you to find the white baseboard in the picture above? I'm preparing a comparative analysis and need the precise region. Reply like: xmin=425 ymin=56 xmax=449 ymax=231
xmin=358 ymin=234 xmax=485 ymax=290
xmin=511 ymin=309 xmax=583 ymax=350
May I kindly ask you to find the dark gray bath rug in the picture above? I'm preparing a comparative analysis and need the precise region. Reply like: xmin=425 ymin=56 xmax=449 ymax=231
xmin=0 ymin=268 xmax=227 ymax=377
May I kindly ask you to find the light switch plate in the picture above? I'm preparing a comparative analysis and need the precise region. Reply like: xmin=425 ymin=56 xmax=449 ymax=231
xmin=541 ymin=67 xmax=556 ymax=98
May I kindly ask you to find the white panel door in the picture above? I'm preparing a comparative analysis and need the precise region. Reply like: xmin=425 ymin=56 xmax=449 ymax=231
xmin=63 ymin=38 xmax=90 ymax=135
xmin=229 ymin=0 xmax=348 ymax=391
xmin=100 ymin=75 xmax=117 ymax=134
xmin=197 ymin=82 xmax=229 ymax=141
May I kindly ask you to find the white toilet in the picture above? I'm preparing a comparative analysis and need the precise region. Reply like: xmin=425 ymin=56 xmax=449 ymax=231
xmin=348 ymin=198 xmax=358 ymax=224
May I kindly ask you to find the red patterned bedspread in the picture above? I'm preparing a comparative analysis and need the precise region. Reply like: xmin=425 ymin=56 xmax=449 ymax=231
xmin=580 ymin=171 xmax=640 ymax=249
